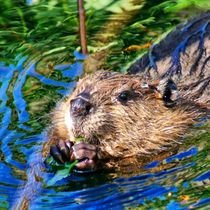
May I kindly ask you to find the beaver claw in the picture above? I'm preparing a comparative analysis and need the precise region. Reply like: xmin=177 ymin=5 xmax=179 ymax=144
xmin=50 ymin=140 xmax=98 ymax=171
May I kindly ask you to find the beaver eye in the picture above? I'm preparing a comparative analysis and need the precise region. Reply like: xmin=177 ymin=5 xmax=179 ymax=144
xmin=117 ymin=90 xmax=132 ymax=103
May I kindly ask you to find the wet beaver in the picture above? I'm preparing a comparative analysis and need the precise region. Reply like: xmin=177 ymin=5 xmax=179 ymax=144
xmin=46 ymin=12 xmax=210 ymax=172
xmin=14 ymin=12 xmax=210 ymax=209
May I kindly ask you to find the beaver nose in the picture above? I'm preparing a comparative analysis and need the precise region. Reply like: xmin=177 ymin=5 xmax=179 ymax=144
xmin=70 ymin=98 xmax=92 ymax=116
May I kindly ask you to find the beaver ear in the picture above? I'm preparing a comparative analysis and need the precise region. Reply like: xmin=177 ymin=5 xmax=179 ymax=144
xmin=140 ymin=80 xmax=158 ymax=95
xmin=156 ymin=78 xmax=179 ymax=107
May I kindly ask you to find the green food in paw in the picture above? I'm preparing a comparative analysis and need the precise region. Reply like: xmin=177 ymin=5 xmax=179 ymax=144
xmin=75 ymin=136 xmax=85 ymax=143
xmin=47 ymin=160 xmax=78 ymax=186
xmin=47 ymin=136 xmax=85 ymax=185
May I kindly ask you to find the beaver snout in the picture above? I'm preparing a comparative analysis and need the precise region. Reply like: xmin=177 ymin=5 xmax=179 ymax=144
xmin=70 ymin=94 xmax=92 ymax=117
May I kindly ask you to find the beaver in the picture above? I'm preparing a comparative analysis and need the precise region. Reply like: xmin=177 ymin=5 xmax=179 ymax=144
xmin=46 ymin=12 xmax=210 ymax=172
xmin=13 ymin=12 xmax=210 ymax=209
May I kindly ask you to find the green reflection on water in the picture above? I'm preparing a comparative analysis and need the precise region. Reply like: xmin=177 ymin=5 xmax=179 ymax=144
xmin=0 ymin=0 xmax=208 ymax=70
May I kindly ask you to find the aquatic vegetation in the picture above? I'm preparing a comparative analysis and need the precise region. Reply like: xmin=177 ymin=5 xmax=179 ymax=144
xmin=46 ymin=157 xmax=79 ymax=186
xmin=0 ymin=0 xmax=207 ymax=69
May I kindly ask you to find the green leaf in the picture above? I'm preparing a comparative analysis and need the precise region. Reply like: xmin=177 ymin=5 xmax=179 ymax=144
xmin=75 ymin=136 xmax=85 ymax=143
xmin=47 ymin=160 xmax=79 ymax=186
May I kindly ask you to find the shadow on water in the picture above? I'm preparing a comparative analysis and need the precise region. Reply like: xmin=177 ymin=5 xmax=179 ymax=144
xmin=0 ymin=0 xmax=209 ymax=209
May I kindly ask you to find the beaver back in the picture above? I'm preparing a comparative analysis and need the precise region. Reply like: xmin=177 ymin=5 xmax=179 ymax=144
xmin=128 ymin=12 xmax=210 ymax=106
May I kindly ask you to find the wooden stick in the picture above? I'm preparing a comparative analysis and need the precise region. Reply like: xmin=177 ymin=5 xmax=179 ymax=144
xmin=77 ymin=0 xmax=88 ymax=55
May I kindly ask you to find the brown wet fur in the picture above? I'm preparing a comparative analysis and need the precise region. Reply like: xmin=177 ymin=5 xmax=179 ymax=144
xmin=45 ymin=70 xmax=208 ymax=169
xmin=44 ymin=12 xmax=210 ymax=170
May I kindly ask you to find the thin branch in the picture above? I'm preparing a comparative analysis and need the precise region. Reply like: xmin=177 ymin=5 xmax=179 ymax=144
xmin=77 ymin=0 xmax=88 ymax=55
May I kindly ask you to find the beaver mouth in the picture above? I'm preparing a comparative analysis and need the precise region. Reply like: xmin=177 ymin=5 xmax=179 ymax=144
xmin=74 ymin=133 xmax=100 ymax=145
xmin=88 ymin=136 xmax=100 ymax=145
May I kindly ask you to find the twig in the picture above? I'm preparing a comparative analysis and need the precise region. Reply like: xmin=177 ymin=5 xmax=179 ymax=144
xmin=77 ymin=0 xmax=88 ymax=55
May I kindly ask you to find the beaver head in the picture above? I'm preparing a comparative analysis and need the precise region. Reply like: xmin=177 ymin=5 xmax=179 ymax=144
xmin=51 ymin=71 xmax=199 ymax=160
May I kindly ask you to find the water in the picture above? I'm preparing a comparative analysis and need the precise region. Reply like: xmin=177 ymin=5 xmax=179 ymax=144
xmin=0 ymin=1 xmax=209 ymax=209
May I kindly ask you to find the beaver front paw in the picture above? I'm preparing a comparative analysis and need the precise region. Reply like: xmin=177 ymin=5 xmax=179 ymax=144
xmin=50 ymin=140 xmax=99 ymax=172
xmin=50 ymin=140 xmax=73 ymax=164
